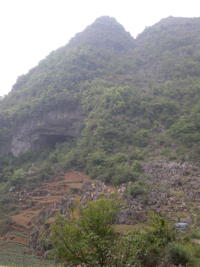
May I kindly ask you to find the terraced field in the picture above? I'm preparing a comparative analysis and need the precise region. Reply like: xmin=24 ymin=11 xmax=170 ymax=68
xmin=0 ymin=172 xmax=90 ymax=266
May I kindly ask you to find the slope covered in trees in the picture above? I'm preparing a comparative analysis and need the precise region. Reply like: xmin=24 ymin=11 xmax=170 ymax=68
xmin=0 ymin=16 xmax=200 ymax=192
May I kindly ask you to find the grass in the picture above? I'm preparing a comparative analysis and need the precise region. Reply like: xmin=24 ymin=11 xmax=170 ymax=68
xmin=191 ymin=229 xmax=200 ymax=239
xmin=113 ymin=223 xmax=145 ymax=233
xmin=1 ymin=264 xmax=64 ymax=267
xmin=0 ymin=241 xmax=55 ymax=267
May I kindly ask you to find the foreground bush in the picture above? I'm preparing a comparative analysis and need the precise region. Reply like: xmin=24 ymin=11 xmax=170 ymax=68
xmin=50 ymin=198 xmax=121 ymax=267
xmin=50 ymin=197 xmax=183 ymax=267
xmin=167 ymin=243 xmax=193 ymax=266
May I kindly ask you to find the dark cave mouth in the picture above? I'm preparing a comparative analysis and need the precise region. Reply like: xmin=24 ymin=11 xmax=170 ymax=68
xmin=37 ymin=134 xmax=70 ymax=148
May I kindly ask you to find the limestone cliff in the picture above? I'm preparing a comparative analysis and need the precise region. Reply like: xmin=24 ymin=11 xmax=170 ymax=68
xmin=11 ymin=104 xmax=84 ymax=156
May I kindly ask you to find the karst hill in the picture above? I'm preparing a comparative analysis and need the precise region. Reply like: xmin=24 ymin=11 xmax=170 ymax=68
xmin=0 ymin=15 xmax=200 ymax=265
xmin=0 ymin=15 xmax=200 ymax=187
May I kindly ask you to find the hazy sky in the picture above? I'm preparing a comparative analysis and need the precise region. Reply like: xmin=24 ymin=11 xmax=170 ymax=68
xmin=0 ymin=0 xmax=200 ymax=96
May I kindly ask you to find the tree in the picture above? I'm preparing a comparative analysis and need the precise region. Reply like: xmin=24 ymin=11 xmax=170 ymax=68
xmin=50 ymin=197 xmax=121 ymax=267
xmin=132 ymin=212 xmax=175 ymax=267
xmin=50 ymin=198 xmax=176 ymax=267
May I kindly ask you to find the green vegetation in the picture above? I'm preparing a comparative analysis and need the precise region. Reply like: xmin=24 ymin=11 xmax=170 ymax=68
xmin=51 ymin=198 xmax=120 ymax=266
xmin=126 ymin=180 xmax=149 ymax=198
xmin=167 ymin=243 xmax=193 ymax=266
xmin=2 ymin=16 xmax=200 ymax=191
xmin=0 ymin=241 xmax=54 ymax=266
xmin=50 ymin=197 xmax=199 ymax=267
xmin=0 ymin=264 xmax=58 ymax=267
xmin=0 ymin=16 xmax=200 ymax=265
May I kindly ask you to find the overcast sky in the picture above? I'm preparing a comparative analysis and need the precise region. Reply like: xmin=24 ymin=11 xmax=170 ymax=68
xmin=0 ymin=0 xmax=200 ymax=96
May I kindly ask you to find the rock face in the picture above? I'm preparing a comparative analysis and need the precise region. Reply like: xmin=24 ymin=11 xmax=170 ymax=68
xmin=0 ymin=115 xmax=12 ymax=155
xmin=11 ymin=104 xmax=84 ymax=156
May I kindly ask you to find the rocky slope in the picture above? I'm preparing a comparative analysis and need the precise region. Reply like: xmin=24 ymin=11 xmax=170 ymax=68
xmin=1 ymin=160 xmax=198 ymax=255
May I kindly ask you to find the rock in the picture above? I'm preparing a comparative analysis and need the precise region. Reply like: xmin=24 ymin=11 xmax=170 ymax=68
xmin=175 ymin=222 xmax=188 ymax=232
xmin=11 ymin=104 xmax=84 ymax=156
xmin=9 ymin=186 xmax=15 ymax=192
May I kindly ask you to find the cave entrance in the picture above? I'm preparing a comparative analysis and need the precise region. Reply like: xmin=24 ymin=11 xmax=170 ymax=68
xmin=38 ymin=134 xmax=70 ymax=148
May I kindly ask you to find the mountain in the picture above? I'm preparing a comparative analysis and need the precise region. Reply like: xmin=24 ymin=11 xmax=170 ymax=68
xmin=1 ymin=16 xmax=200 ymax=183
xmin=0 ymin=15 xmax=200 ymax=264
xmin=0 ymin=16 xmax=135 ymax=156
xmin=1 ymin=15 xmax=200 ymax=182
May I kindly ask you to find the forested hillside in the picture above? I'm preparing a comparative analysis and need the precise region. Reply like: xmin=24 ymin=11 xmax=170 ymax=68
xmin=0 ymin=15 xmax=200 ymax=201
xmin=0 ymin=15 xmax=200 ymax=266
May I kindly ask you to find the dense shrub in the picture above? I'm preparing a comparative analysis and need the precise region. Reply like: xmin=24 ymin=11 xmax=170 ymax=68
xmin=51 ymin=198 xmax=178 ymax=267
xmin=167 ymin=243 xmax=193 ymax=266
xmin=126 ymin=180 xmax=149 ymax=198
